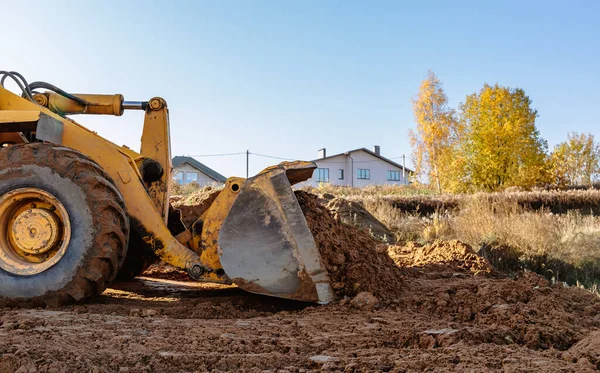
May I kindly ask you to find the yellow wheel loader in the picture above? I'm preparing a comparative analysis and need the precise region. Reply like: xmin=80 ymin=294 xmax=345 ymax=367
xmin=0 ymin=71 xmax=333 ymax=305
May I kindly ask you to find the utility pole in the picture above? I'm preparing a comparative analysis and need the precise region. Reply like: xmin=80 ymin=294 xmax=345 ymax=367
xmin=246 ymin=150 xmax=249 ymax=178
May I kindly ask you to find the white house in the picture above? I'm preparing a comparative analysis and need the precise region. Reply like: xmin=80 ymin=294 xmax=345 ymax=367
xmin=303 ymin=146 xmax=412 ymax=187
xmin=172 ymin=156 xmax=227 ymax=186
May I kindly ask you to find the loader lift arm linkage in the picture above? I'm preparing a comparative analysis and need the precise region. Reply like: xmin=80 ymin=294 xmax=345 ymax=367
xmin=0 ymin=71 xmax=333 ymax=304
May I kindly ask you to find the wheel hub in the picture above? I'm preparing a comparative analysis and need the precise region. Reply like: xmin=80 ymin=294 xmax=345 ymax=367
xmin=0 ymin=188 xmax=71 ymax=276
xmin=10 ymin=208 xmax=61 ymax=255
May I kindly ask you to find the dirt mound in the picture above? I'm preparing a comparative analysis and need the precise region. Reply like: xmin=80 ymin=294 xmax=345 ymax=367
xmin=296 ymin=191 xmax=404 ymax=301
xmin=388 ymin=240 xmax=494 ymax=275
xmin=172 ymin=186 xmax=220 ymax=206
xmin=140 ymin=263 xmax=192 ymax=282
xmin=171 ymin=188 xmax=221 ymax=226
xmin=326 ymin=197 xmax=396 ymax=244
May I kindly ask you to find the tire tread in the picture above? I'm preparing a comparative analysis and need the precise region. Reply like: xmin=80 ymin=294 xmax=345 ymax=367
xmin=0 ymin=143 xmax=129 ymax=306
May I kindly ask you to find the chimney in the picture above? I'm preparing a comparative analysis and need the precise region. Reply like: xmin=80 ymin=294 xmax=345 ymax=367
xmin=373 ymin=145 xmax=380 ymax=155
xmin=318 ymin=148 xmax=326 ymax=159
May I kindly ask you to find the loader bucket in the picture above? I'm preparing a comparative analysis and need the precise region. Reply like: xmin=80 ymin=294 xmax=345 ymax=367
xmin=218 ymin=161 xmax=334 ymax=304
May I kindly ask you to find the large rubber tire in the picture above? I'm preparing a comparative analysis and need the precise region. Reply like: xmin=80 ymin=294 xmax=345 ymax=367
xmin=0 ymin=143 xmax=129 ymax=306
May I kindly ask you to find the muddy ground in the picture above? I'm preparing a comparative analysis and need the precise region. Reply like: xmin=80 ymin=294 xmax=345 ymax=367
xmin=1 ymin=192 xmax=599 ymax=372
xmin=1 ymin=270 xmax=598 ymax=373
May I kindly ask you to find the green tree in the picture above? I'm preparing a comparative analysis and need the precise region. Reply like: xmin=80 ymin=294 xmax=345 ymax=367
xmin=409 ymin=71 xmax=461 ymax=193
xmin=551 ymin=132 xmax=600 ymax=187
xmin=458 ymin=84 xmax=549 ymax=191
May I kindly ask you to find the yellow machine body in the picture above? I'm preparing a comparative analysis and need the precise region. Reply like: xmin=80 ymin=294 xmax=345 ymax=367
xmin=0 ymin=81 xmax=333 ymax=304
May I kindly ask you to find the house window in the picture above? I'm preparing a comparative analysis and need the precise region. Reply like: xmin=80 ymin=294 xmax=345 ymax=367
xmin=357 ymin=169 xmax=370 ymax=180
xmin=185 ymin=172 xmax=199 ymax=184
xmin=175 ymin=171 xmax=184 ymax=185
xmin=388 ymin=170 xmax=401 ymax=181
xmin=316 ymin=168 xmax=329 ymax=182
xmin=338 ymin=169 xmax=344 ymax=180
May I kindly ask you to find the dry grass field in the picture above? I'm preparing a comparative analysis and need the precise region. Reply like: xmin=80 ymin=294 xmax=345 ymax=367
xmin=305 ymin=185 xmax=600 ymax=293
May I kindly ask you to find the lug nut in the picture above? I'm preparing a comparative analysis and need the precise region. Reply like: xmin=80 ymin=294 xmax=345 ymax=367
xmin=191 ymin=264 xmax=203 ymax=276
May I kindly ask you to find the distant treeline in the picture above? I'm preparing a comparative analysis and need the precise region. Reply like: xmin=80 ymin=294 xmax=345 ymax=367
xmin=347 ymin=189 xmax=600 ymax=216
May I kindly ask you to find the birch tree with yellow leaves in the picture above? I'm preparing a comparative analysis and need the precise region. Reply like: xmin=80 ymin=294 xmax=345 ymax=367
xmin=551 ymin=132 xmax=600 ymax=187
xmin=409 ymin=71 xmax=461 ymax=193
xmin=459 ymin=84 xmax=550 ymax=191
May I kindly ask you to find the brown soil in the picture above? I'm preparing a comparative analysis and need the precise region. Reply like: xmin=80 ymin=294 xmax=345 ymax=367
xmin=388 ymin=240 xmax=495 ymax=276
xmin=326 ymin=197 xmax=396 ymax=244
xmin=1 ymin=191 xmax=599 ymax=372
xmin=1 ymin=270 xmax=598 ymax=372
xmin=296 ymin=191 xmax=405 ymax=301
xmin=566 ymin=331 xmax=600 ymax=368
xmin=171 ymin=188 xmax=221 ymax=227
xmin=140 ymin=263 xmax=192 ymax=282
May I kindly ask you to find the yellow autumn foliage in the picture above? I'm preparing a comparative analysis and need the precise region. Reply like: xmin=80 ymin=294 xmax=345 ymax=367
xmin=551 ymin=132 xmax=600 ymax=187
xmin=458 ymin=84 xmax=550 ymax=191
xmin=409 ymin=71 xmax=461 ymax=193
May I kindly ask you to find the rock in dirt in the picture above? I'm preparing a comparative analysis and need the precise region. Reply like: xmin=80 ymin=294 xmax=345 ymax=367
xmin=296 ymin=191 xmax=404 ymax=301
xmin=326 ymin=198 xmax=396 ymax=244
xmin=387 ymin=239 xmax=493 ymax=275
xmin=128 ymin=308 xmax=142 ymax=317
xmin=142 ymin=309 xmax=159 ymax=317
xmin=576 ymin=357 xmax=596 ymax=371
xmin=350 ymin=292 xmax=379 ymax=310
xmin=309 ymin=355 xmax=339 ymax=363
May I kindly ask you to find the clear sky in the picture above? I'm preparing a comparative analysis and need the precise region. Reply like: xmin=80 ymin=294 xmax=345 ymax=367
xmin=2 ymin=1 xmax=598 ymax=177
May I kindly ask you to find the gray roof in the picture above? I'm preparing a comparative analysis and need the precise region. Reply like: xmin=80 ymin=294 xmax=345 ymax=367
xmin=172 ymin=156 xmax=227 ymax=183
xmin=313 ymin=148 xmax=414 ymax=173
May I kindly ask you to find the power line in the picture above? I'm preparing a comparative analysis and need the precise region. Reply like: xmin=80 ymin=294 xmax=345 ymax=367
xmin=186 ymin=152 xmax=246 ymax=157
xmin=184 ymin=151 xmax=408 ymax=167
xmin=312 ymin=159 xmax=405 ymax=165
xmin=250 ymin=152 xmax=295 ymax=161
xmin=186 ymin=151 xmax=296 ymax=160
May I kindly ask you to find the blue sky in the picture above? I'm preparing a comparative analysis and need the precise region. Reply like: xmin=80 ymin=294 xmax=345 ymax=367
xmin=2 ymin=1 xmax=599 ymax=177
